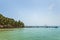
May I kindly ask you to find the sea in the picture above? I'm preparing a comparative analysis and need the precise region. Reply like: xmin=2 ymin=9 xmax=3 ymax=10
xmin=0 ymin=28 xmax=60 ymax=40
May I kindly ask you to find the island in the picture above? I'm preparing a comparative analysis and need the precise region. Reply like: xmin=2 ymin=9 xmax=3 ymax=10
xmin=0 ymin=13 xmax=24 ymax=28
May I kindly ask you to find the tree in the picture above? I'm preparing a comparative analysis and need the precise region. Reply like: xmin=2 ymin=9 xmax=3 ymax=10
xmin=0 ymin=13 xmax=24 ymax=28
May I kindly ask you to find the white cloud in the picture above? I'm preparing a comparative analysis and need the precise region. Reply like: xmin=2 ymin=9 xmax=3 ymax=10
xmin=48 ymin=3 xmax=55 ymax=11
xmin=48 ymin=3 xmax=55 ymax=15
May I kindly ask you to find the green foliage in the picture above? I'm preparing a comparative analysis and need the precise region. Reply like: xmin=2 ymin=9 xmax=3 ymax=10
xmin=0 ymin=13 xmax=24 ymax=28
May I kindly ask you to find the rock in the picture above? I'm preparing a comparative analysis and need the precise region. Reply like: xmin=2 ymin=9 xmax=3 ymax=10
xmin=0 ymin=25 xmax=3 ymax=28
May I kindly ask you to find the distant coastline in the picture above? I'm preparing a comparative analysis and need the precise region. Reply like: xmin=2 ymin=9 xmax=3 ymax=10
xmin=25 ymin=26 xmax=58 ymax=28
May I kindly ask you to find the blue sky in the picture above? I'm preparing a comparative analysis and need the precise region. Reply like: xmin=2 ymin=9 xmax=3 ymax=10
xmin=0 ymin=0 xmax=60 ymax=26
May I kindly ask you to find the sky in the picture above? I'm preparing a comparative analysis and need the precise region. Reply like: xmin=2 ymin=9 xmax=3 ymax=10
xmin=0 ymin=0 xmax=60 ymax=26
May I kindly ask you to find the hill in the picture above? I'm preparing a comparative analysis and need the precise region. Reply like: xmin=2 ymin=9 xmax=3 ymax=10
xmin=0 ymin=13 xmax=24 ymax=28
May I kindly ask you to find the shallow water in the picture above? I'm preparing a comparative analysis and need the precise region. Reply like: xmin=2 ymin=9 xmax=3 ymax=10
xmin=0 ymin=28 xmax=60 ymax=40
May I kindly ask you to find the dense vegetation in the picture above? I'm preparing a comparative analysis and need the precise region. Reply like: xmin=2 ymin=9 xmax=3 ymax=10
xmin=0 ymin=13 xmax=24 ymax=28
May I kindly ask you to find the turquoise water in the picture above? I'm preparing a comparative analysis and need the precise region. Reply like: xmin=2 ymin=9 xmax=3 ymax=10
xmin=0 ymin=28 xmax=60 ymax=40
